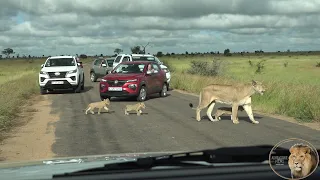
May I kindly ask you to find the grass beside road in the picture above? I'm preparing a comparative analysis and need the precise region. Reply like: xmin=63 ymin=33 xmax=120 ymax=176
xmin=0 ymin=59 xmax=43 ymax=137
xmin=161 ymin=54 xmax=320 ymax=123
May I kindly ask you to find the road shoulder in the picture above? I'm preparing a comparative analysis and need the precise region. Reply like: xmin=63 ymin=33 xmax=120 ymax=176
xmin=0 ymin=95 xmax=58 ymax=162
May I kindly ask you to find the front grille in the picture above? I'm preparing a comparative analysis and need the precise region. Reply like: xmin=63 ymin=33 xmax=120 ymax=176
xmin=48 ymin=72 xmax=67 ymax=78
xmin=107 ymin=80 xmax=126 ymax=86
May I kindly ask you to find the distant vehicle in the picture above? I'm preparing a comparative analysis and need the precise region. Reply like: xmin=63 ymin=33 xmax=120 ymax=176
xmin=38 ymin=56 xmax=85 ymax=94
xmin=112 ymin=54 xmax=171 ymax=90
xmin=89 ymin=57 xmax=115 ymax=82
xmin=100 ymin=61 xmax=168 ymax=101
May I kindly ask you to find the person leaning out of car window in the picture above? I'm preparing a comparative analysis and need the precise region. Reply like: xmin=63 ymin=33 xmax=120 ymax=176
xmin=147 ymin=64 xmax=155 ymax=73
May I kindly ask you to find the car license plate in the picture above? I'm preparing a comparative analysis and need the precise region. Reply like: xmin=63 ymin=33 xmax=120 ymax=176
xmin=108 ymin=87 xmax=122 ymax=91
xmin=51 ymin=81 xmax=64 ymax=84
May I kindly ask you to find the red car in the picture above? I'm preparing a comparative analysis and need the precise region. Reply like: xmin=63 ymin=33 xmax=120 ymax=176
xmin=100 ymin=61 xmax=168 ymax=101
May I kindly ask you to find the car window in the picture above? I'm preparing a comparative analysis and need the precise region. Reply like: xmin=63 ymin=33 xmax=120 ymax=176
xmin=122 ymin=56 xmax=130 ymax=62
xmin=114 ymin=64 xmax=145 ymax=74
xmin=152 ymin=64 xmax=160 ymax=72
xmin=107 ymin=60 xmax=114 ymax=67
xmin=94 ymin=59 xmax=102 ymax=65
xmin=132 ymin=56 xmax=155 ymax=61
xmin=114 ymin=56 xmax=122 ymax=63
xmin=45 ymin=58 xmax=75 ymax=67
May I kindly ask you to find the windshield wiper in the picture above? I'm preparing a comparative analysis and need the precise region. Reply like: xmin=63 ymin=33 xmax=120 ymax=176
xmin=53 ymin=145 xmax=290 ymax=178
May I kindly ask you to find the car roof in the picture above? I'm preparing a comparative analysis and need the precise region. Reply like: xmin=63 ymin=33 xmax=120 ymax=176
xmin=49 ymin=56 xmax=75 ymax=59
xmin=131 ymin=54 xmax=154 ymax=57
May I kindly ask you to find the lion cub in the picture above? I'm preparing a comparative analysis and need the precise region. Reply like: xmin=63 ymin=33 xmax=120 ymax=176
xmin=215 ymin=106 xmax=244 ymax=120
xmin=124 ymin=102 xmax=146 ymax=116
xmin=85 ymin=99 xmax=110 ymax=115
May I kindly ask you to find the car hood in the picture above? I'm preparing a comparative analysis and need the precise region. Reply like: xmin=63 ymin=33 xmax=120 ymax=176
xmin=103 ymin=73 xmax=144 ymax=81
xmin=0 ymin=151 xmax=180 ymax=180
xmin=41 ymin=66 xmax=77 ymax=72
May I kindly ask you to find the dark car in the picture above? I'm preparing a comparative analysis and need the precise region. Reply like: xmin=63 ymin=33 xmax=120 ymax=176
xmin=99 ymin=61 xmax=168 ymax=101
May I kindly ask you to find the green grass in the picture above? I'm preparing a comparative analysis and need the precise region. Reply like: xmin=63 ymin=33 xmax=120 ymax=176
xmin=0 ymin=59 xmax=44 ymax=135
xmin=161 ymin=54 xmax=320 ymax=123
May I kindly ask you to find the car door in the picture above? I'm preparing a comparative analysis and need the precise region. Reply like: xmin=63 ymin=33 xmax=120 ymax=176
xmin=93 ymin=59 xmax=103 ymax=77
xmin=100 ymin=59 xmax=108 ymax=75
xmin=144 ymin=63 xmax=156 ymax=94
xmin=151 ymin=63 xmax=163 ymax=92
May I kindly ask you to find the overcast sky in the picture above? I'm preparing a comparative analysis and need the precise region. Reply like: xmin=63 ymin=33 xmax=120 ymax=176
xmin=1 ymin=0 xmax=320 ymax=56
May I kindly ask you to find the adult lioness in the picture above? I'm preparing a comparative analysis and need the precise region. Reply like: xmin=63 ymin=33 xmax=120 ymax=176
xmin=288 ymin=143 xmax=318 ymax=179
xmin=85 ymin=99 xmax=110 ymax=115
xmin=189 ymin=80 xmax=265 ymax=124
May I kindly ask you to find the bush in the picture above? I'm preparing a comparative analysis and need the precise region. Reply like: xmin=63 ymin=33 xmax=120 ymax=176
xmin=187 ymin=59 xmax=223 ymax=76
xmin=161 ymin=59 xmax=175 ymax=72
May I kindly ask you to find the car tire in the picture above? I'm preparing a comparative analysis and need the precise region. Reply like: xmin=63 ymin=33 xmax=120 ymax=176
xmin=137 ymin=86 xmax=147 ymax=102
xmin=90 ymin=72 xmax=97 ymax=82
xmin=81 ymin=75 xmax=85 ymax=90
xmin=160 ymin=83 xmax=168 ymax=97
xmin=74 ymin=76 xmax=81 ymax=93
xmin=40 ymin=87 xmax=47 ymax=95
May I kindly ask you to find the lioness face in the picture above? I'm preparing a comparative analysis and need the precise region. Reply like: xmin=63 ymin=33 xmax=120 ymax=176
xmin=289 ymin=147 xmax=311 ymax=172
xmin=252 ymin=80 xmax=266 ymax=95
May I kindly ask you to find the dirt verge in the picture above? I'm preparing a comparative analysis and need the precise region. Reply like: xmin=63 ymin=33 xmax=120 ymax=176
xmin=0 ymin=95 xmax=58 ymax=162
xmin=173 ymin=89 xmax=320 ymax=131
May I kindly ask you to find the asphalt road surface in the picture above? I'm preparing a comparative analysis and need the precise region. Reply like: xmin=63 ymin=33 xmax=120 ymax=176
xmin=48 ymin=66 xmax=320 ymax=157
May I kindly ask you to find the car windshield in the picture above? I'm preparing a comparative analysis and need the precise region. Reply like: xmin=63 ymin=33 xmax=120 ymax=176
xmin=114 ymin=63 xmax=145 ymax=74
xmin=132 ymin=56 xmax=155 ymax=61
xmin=45 ymin=58 xmax=75 ymax=67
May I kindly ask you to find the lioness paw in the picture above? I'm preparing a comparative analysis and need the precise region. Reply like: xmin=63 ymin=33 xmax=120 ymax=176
xmin=252 ymin=121 xmax=259 ymax=124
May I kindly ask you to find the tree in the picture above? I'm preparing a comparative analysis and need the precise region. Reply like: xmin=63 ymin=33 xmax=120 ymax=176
xmin=114 ymin=48 xmax=123 ymax=54
xmin=140 ymin=42 xmax=151 ymax=54
xmin=156 ymin=51 xmax=163 ymax=57
xmin=224 ymin=49 xmax=231 ymax=56
xmin=130 ymin=46 xmax=143 ymax=54
xmin=100 ymin=54 xmax=103 ymax=57
xmin=2 ymin=48 xmax=14 ymax=58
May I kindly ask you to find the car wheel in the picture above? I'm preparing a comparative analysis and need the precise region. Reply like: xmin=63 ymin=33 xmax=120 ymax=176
xmin=81 ymin=75 xmax=85 ymax=90
xmin=74 ymin=77 xmax=81 ymax=93
xmin=160 ymin=83 xmax=168 ymax=97
xmin=40 ymin=87 xmax=47 ymax=95
xmin=90 ymin=72 xmax=97 ymax=82
xmin=137 ymin=86 xmax=147 ymax=102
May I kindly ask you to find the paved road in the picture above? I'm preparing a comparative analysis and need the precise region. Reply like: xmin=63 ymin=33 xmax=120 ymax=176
xmin=48 ymin=66 xmax=320 ymax=157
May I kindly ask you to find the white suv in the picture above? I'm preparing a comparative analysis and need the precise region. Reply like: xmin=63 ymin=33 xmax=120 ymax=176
xmin=39 ymin=56 xmax=85 ymax=94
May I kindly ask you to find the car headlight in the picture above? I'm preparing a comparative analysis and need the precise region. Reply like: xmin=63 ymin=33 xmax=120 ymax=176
xmin=40 ymin=71 xmax=47 ymax=75
xmin=162 ymin=68 xmax=169 ymax=73
xmin=101 ymin=79 xmax=107 ymax=82
xmin=67 ymin=69 xmax=77 ymax=74
xmin=127 ymin=79 xmax=137 ymax=82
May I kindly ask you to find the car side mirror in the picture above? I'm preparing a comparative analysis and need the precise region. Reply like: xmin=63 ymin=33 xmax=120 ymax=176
xmin=41 ymin=64 xmax=44 ymax=68
xmin=77 ymin=62 xmax=83 ymax=68
xmin=101 ymin=64 xmax=107 ymax=67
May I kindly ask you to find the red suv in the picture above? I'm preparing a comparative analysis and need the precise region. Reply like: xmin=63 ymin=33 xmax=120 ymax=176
xmin=100 ymin=61 xmax=168 ymax=101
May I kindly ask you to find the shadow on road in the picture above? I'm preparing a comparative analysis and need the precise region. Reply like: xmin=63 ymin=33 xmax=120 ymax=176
xmin=194 ymin=115 xmax=263 ymax=124
xmin=110 ymin=93 xmax=172 ymax=102
xmin=47 ymin=86 xmax=93 ymax=94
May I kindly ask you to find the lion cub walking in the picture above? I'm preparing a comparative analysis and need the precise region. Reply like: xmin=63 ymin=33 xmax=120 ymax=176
xmin=215 ymin=106 xmax=244 ymax=120
xmin=85 ymin=99 xmax=110 ymax=115
xmin=124 ymin=102 xmax=146 ymax=116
